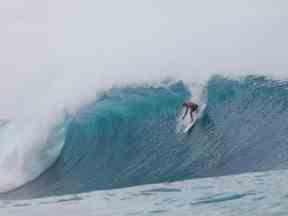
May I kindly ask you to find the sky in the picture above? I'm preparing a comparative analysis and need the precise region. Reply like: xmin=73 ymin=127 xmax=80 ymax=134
xmin=0 ymin=0 xmax=288 ymax=116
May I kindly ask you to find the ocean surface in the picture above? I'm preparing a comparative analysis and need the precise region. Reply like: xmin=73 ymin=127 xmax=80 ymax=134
xmin=1 ymin=75 xmax=288 ymax=215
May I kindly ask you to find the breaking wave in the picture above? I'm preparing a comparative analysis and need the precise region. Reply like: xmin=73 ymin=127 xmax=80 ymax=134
xmin=2 ymin=75 xmax=288 ymax=199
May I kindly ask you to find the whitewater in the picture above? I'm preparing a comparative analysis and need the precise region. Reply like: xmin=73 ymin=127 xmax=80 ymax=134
xmin=1 ymin=0 xmax=288 ymax=215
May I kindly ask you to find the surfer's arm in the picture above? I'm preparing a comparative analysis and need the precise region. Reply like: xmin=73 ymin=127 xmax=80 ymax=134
xmin=182 ymin=108 xmax=188 ymax=119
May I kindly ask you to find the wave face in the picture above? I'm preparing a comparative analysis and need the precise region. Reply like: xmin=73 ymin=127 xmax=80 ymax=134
xmin=3 ymin=75 xmax=288 ymax=199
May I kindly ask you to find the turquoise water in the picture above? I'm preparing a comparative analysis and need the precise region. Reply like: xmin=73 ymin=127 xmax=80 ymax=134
xmin=2 ymin=75 xmax=288 ymax=205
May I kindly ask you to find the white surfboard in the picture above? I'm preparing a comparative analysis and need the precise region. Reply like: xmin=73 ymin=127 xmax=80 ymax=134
xmin=183 ymin=117 xmax=198 ymax=133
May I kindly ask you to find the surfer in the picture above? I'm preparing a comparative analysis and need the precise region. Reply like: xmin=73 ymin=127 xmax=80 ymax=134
xmin=182 ymin=102 xmax=199 ymax=122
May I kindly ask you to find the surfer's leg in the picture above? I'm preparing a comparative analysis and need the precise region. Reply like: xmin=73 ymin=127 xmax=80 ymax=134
xmin=190 ymin=110 xmax=194 ymax=122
